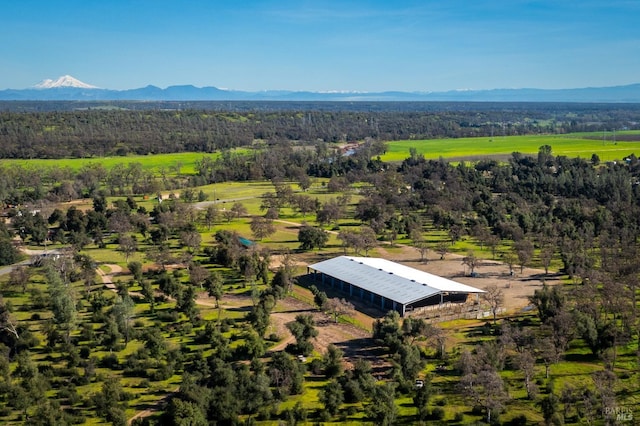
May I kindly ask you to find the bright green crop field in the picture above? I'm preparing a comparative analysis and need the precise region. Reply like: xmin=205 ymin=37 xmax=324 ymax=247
xmin=381 ymin=131 xmax=640 ymax=163
xmin=0 ymin=151 xmax=226 ymax=174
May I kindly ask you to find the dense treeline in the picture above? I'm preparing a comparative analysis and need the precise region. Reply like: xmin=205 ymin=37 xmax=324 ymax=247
xmin=2 ymin=103 xmax=640 ymax=158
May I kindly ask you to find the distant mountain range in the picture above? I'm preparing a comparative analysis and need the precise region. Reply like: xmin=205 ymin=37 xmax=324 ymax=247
xmin=2 ymin=75 xmax=640 ymax=102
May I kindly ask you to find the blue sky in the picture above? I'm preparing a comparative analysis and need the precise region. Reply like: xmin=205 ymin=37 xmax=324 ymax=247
xmin=1 ymin=0 xmax=638 ymax=91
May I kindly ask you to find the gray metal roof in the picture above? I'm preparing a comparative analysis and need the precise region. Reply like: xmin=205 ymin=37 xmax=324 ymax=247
xmin=309 ymin=256 xmax=484 ymax=306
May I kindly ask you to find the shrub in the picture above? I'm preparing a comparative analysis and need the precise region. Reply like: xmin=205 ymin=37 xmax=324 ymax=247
xmin=100 ymin=353 xmax=119 ymax=369
xmin=430 ymin=407 xmax=445 ymax=420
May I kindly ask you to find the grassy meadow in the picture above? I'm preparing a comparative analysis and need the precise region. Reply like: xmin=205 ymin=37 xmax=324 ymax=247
xmin=381 ymin=130 xmax=640 ymax=163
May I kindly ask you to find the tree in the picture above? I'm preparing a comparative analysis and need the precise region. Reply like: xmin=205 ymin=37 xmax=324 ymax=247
xmin=322 ymin=344 xmax=344 ymax=378
xmin=515 ymin=349 xmax=538 ymax=399
xmin=365 ymin=383 xmax=398 ymax=426
xmin=140 ymin=279 xmax=156 ymax=313
xmin=164 ymin=398 xmax=207 ymax=426
xmin=286 ymin=314 xmax=318 ymax=356
xmin=127 ymin=261 xmax=143 ymax=282
xmin=413 ymin=377 xmax=432 ymax=421
xmin=460 ymin=367 xmax=508 ymax=424
xmin=515 ymin=239 xmax=534 ymax=273
xmin=435 ymin=240 xmax=449 ymax=260
xmin=292 ymin=194 xmax=316 ymax=217
xmin=0 ymin=238 xmax=19 ymax=266
xmin=462 ymin=251 xmax=480 ymax=276
xmin=205 ymin=271 xmax=224 ymax=308
xmin=297 ymin=226 xmax=329 ymax=251
xmin=319 ymin=379 xmax=344 ymax=416
xmin=118 ymin=234 xmax=137 ymax=262
xmin=316 ymin=198 xmax=343 ymax=225
xmin=540 ymin=245 xmax=555 ymax=275
xmin=111 ymin=295 xmax=135 ymax=345
xmin=0 ymin=295 xmax=20 ymax=341
xmin=268 ymin=352 xmax=304 ymax=397
xmin=230 ymin=202 xmax=248 ymax=219
xmin=189 ymin=263 xmax=209 ymax=289
xmin=360 ymin=226 xmax=378 ymax=256
xmin=309 ymin=285 xmax=327 ymax=311
xmin=325 ymin=297 xmax=355 ymax=323
xmin=46 ymin=265 xmax=76 ymax=344
xmin=8 ymin=265 xmax=30 ymax=292
xmin=180 ymin=230 xmax=202 ymax=254
xmin=502 ymin=250 xmax=516 ymax=275
xmin=529 ymin=283 xmax=564 ymax=323
xmin=373 ymin=310 xmax=403 ymax=354
xmin=250 ymin=216 xmax=276 ymax=241
xmin=410 ymin=229 xmax=429 ymax=263
xmin=482 ymin=284 xmax=504 ymax=324
xmin=203 ymin=205 xmax=219 ymax=230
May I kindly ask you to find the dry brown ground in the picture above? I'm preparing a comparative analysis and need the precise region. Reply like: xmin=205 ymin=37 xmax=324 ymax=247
xmin=373 ymin=244 xmax=563 ymax=313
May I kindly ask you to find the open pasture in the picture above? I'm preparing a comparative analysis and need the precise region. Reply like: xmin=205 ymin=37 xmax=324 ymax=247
xmin=381 ymin=131 xmax=640 ymax=163
xmin=0 ymin=151 xmax=222 ymax=174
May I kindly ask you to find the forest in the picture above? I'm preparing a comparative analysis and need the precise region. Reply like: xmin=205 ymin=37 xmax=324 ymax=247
xmin=2 ymin=101 xmax=640 ymax=159
xmin=0 ymin=102 xmax=640 ymax=425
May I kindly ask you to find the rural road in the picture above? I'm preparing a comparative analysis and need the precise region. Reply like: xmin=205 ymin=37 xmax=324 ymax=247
xmin=0 ymin=248 xmax=62 ymax=277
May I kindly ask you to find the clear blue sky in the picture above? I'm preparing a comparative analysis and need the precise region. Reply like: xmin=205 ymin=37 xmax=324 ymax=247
xmin=1 ymin=0 xmax=638 ymax=92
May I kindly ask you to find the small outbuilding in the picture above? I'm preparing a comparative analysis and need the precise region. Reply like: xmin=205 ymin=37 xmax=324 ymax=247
xmin=308 ymin=256 xmax=485 ymax=317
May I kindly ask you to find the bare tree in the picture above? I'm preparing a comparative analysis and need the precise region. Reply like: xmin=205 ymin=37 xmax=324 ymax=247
xmin=118 ymin=234 xmax=137 ymax=262
xmin=515 ymin=349 xmax=538 ymax=399
xmin=410 ymin=229 xmax=429 ymax=263
xmin=202 ymin=205 xmax=219 ymax=230
xmin=482 ymin=285 xmax=504 ymax=324
xmin=515 ymin=239 xmax=534 ymax=273
xmin=435 ymin=241 xmax=449 ymax=260
xmin=325 ymin=298 xmax=355 ymax=323
xmin=540 ymin=245 xmax=555 ymax=275
xmin=8 ymin=266 xmax=30 ymax=292
xmin=180 ymin=230 xmax=202 ymax=254
xmin=462 ymin=251 xmax=480 ymax=276
xmin=189 ymin=263 xmax=209 ymax=289
xmin=460 ymin=366 xmax=509 ymax=424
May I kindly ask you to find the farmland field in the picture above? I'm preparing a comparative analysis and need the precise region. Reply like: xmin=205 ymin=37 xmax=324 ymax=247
xmin=381 ymin=130 xmax=640 ymax=162
xmin=0 ymin=151 xmax=225 ymax=174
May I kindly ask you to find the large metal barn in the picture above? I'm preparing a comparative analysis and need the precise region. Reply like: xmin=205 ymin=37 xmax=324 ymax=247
xmin=308 ymin=256 xmax=485 ymax=317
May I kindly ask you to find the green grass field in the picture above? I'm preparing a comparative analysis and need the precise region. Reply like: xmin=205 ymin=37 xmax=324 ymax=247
xmin=0 ymin=151 xmax=226 ymax=175
xmin=381 ymin=131 xmax=640 ymax=163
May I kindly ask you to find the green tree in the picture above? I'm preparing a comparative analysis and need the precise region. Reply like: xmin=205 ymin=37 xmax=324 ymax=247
xmin=413 ymin=377 xmax=432 ymax=421
xmin=46 ymin=265 xmax=76 ymax=344
xmin=309 ymin=285 xmax=328 ymax=311
xmin=322 ymin=344 xmax=344 ymax=378
xmin=286 ymin=314 xmax=318 ymax=356
xmin=0 ymin=238 xmax=19 ymax=266
xmin=250 ymin=216 xmax=276 ymax=241
xmin=319 ymin=379 xmax=344 ymax=416
xmin=365 ymin=383 xmax=399 ymax=426
xmin=205 ymin=271 xmax=224 ymax=308
xmin=297 ymin=225 xmax=329 ymax=251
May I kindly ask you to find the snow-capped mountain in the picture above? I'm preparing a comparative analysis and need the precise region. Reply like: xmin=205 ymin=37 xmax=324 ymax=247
xmin=34 ymin=75 xmax=99 ymax=89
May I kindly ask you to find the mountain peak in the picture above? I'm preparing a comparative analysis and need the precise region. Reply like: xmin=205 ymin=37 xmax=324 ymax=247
xmin=34 ymin=75 xmax=99 ymax=89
